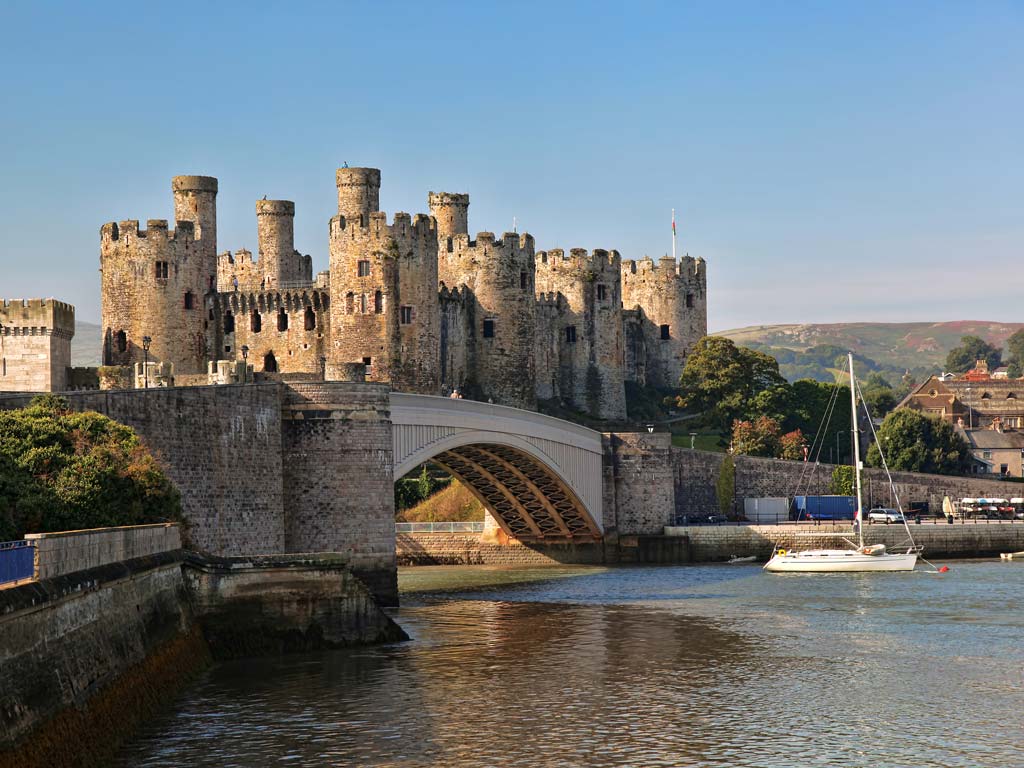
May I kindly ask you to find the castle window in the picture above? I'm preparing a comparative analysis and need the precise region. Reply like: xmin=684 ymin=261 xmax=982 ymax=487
xmin=400 ymin=306 xmax=413 ymax=325
xmin=660 ymin=324 xmax=671 ymax=340
xmin=374 ymin=290 xmax=383 ymax=314
xmin=209 ymin=308 xmax=215 ymax=321
xmin=566 ymin=326 xmax=577 ymax=343
xmin=597 ymin=284 xmax=607 ymax=301
xmin=224 ymin=311 xmax=235 ymax=333
xmin=304 ymin=307 xmax=316 ymax=331
xmin=278 ymin=308 xmax=289 ymax=332
xmin=184 ymin=291 xmax=195 ymax=310
xmin=1009 ymin=392 xmax=1017 ymax=399
xmin=686 ymin=293 xmax=694 ymax=308
xmin=251 ymin=311 xmax=262 ymax=333
xmin=346 ymin=292 xmax=354 ymax=314
xmin=224 ymin=345 xmax=231 ymax=354
xmin=360 ymin=294 xmax=367 ymax=314
xmin=155 ymin=261 xmax=169 ymax=280
xmin=446 ymin=237 xmax=453 ymax=253
xmin=264 ymin=352 xmax=278 ymax=373
xmin=520 ymin=271 xmax=528 ymax=290
xmin=363 ymin=356 xmax=372 ymax=377
xmin=115 ymin=330 xmax=128 ymax=353
xmin=357 ymin=260 xmax=371 ymax=277
xmin=982 ymin=392 xmax=992 ymax=399
xmin=1 ymin=358 xmax=5 ymax=376
xmin=483 ymin=318 xmax=495 ymax=339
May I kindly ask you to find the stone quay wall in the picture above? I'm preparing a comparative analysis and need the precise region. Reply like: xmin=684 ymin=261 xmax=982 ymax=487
xmin=672 ymin=448 xmax=1022 ymax=521
xmin=396 ymin=532 xmax=605 ymax=566
xmin=0 ymin=384 xmax=286 ymax=556
xmin=0 ymin=551 xmax=209 ymax=768
xmin=25 ymin=523 xmax=181 ymax=580
xmin=665 ymin=522 xmax=1024 ymax=561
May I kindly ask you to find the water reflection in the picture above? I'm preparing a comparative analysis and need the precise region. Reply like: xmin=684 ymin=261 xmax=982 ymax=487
xmin=118 ymin=564 xmax=1024 ymax=767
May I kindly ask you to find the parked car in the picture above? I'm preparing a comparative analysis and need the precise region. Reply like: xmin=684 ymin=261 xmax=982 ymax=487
xmin=867 ymin=508 xmax=905 ymax=524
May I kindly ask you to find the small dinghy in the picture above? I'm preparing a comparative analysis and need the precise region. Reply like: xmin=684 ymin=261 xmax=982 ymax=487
xmin=727 ymin=555 xmax=757 ymax=564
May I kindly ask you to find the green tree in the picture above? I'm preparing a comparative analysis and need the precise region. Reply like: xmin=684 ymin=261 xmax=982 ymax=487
xmin=676 ymin=336 xmax=787 ymax=430
xmin=860 ymin=372 xmax=898 ymax=418
xmin=865 ymin=409 xmax=970 ymax=475
xmin=731 ymin=416 xmax=782 ymax=457
xmin=0 ymin=395 xmax=181 ymax=541
xmin=1004 ymin=329 xmax=1024 ymax=378
xmin=945 ymin=335 xmax=1001 ymax=374
xmin=784 ymin=379 xmax=852 ymax=464
xmin=830 ymin=465 xmax=854 ymax=495
xmin=716 ymin=455 xmax=736 ymax=516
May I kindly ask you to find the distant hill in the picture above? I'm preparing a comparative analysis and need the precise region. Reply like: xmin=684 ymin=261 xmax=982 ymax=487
xmin=72 ymin=321 xmax=102 ymax=367
xmin=718 ymin=321 xmax=1024 ymax=384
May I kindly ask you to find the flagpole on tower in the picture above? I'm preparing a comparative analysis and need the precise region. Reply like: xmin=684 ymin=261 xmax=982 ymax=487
xmin=672 ymin=208 xmax=677 ymax=261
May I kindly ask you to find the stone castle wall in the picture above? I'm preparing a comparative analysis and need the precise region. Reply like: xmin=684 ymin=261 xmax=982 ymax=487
xmin=209 ymin=288 xmax=329 ymax=376
xmin=0 ymin=299 xmax=74 ymax=392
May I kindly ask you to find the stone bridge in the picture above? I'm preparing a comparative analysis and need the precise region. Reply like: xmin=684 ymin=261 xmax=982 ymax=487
xmin=390 ymin=394 xmax=604 ymax=541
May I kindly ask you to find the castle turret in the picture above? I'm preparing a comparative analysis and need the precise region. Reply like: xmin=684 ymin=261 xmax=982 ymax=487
xmin=172 ymin=175 xmax=218 ymax=291
xmin=328 ymin=168 xmax=439 ymax=393
xmin=257 ymin=199 xmax=311 ymax=287
xmin=621 ymin=254 xmax=707 ymax=389
xmin=428 ymin=191 xmax=470 ymax=243
xmin=0 ymin=298 xmax=75 ymax=392
xmin=336 ymin=167 xmax=381 ymax=223
xmin=535 ymin=248 xmax=626 ymax=420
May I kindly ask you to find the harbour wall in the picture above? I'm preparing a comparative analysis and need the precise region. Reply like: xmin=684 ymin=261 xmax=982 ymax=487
xmin=665 ymin=522 xmax=1024 ymax=561
xmin=0 ymin=525 xmax=405 ymax=768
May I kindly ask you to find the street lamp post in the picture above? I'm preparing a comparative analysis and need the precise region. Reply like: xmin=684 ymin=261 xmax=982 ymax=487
xmin=689 ymin=431 xmax=697 ymax=450
xmin=240 ymin=345 xmax=249 ymax=383
xmin=646 ymin=424 xmax=655 ymax=434
xmin=142 ymin=336 xmax=152 ymax=389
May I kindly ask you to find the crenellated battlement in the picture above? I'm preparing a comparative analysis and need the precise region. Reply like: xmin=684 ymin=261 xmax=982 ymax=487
xmin=101 ymin=219 xmax=197 ymax=244
xmin=621 ymin=254 xmax=705 ymax=283
xmin=446 ymin=231 xmax=535 ymax=257
xmin=0 ymin=298 xmax=75 ymax=338
xmin=536 ymin=247 xmax=621 ymax=276
xmin=329 ymin=211 xmax=437 ymax=242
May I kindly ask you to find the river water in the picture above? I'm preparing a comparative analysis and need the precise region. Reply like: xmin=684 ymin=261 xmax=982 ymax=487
xmin=118 ymin=563 xmax=1024 ymax=767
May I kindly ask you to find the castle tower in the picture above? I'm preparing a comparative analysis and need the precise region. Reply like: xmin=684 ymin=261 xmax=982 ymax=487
xmin=535 ymin=248 xmax=626 ymax=420
xmin=171 ymin=175 xmax=218 ymax=291
xmin=621 ymin=254 xmax=707 ymax=389
xmin=428 ymin=192 xmax=470 ymax=245
xmin=328 ymin=168 xmax=440 ymax=393
xmin=101 ymin=176 xmax=217 ymax=378
xmin=0 ymin=298 xmax=75 ymax=392
xmin=336 ymin=167 xmax=381 ymax=223
xmin=441 ymin=232 xmax=537 ymax=409
xmin=257 ymin=199 xmax=309 ymax=287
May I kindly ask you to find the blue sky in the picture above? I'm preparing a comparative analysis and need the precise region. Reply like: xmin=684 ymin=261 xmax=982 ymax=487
xmin=1 ymin=1 xmax=1021 ymax=330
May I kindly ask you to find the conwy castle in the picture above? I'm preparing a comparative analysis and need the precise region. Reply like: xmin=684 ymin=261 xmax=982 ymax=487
xmin=91 ymin=168 xmax=706 ymax=419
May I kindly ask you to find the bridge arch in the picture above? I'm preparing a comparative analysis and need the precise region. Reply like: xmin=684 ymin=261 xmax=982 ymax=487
xmin=390 ymin=394 xmax=604 ymax=541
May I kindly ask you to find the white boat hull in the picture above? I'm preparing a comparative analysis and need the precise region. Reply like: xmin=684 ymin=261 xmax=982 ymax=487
xmin=764 ymin=549 xmax=918 ymax=573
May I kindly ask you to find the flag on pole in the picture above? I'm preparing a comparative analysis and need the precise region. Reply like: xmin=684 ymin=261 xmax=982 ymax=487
xmin=672 ymin=209 xmax=676 ymax=236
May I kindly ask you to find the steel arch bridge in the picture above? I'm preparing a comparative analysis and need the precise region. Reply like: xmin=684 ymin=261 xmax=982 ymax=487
xmin=390 ymin=394 xmax=604 ymax=541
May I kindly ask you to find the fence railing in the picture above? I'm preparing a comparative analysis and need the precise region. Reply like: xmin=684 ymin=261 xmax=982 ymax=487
xmin=396 ymin=522 xmax=485 ymax=533
xmin=0 ymin=541 xmax=35 ymax=586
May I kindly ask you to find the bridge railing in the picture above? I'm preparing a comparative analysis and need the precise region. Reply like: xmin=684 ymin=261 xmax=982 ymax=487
xmin=0 ymin=541 xmax=35 ymax=586
xmin=396 ymin=522 xmax=485 ymax=534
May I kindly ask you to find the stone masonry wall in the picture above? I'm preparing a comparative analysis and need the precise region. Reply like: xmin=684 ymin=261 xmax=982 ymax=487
xmin=672 ymin=448 xmax=1024 ymax=519
xmin=0 ymin=384 xmax=286 ymax=556
xmin=280 ymin=381 xmax=397 ymax=604
xmin=25 ymin=523 xmax=181 ymax=580
xmin=603 ymin=432 xmax=676 ymax=535
xmin=396 ymin=532 xmax=605 ymax=565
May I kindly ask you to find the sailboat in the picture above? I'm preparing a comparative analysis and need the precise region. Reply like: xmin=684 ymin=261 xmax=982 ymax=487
xmin=764 ymin=353 xmax=920 ymax=573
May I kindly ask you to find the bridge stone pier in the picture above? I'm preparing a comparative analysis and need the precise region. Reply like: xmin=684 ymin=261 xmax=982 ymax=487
xmin=0 ymin=382 xmax=676 ymax=605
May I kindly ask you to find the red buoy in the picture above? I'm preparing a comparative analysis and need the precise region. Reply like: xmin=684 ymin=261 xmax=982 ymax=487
xmin=938 ymin=566 xmax=950 ymax=573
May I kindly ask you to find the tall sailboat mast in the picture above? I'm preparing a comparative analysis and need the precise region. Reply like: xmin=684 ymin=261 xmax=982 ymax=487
xmin=849 ymin=353 xmax=865 ymax=549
